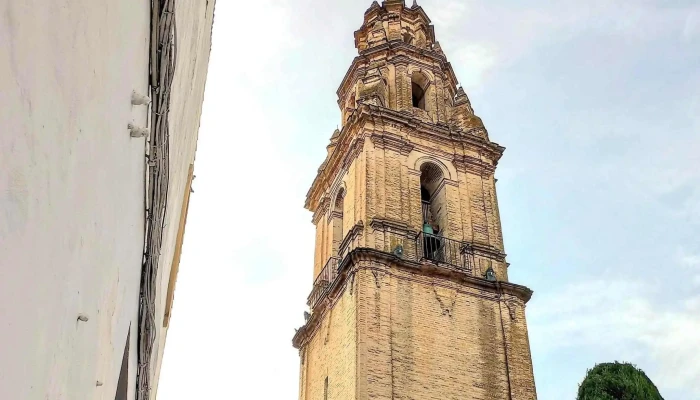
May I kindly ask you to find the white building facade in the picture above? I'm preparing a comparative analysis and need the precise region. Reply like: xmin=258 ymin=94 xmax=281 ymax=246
xmin=0 ymin=1 xmax=215 ymax=399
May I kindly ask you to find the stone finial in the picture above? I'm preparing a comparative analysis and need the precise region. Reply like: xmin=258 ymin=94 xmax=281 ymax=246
xmin=366 ymin=1 xmax=380 ymax=14
xmin=449 ymin=85 xmax=487 ymax=137
xmin=454 ymin=86 xmax=470 ymax=106
xmin=432 ymin=41 xmax=445 ymax=57
xmin=412 ymin=0 xmax=418 ymax=8
xmin=330 ymin=128 xmax=340 ymax=141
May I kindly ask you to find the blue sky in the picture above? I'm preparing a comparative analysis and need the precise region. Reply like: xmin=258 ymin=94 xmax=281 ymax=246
xmin=158 ymin=1 xmax=700 ymax=398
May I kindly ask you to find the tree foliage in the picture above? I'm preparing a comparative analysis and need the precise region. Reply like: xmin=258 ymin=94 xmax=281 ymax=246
xmin=577 ymin=362 xmax=664 ymax=400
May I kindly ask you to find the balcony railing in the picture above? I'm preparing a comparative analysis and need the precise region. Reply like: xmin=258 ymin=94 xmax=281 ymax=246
xmin=418 ymin=232 xmax=474 ymax=273
xmin=308 ymin=231 xmax=475 ymax=309
xmin=307 ymin=256 xmax=340 ymax=308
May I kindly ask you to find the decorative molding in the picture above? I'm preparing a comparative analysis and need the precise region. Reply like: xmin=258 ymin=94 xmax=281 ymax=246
xmin=327 ymin=210 xmax=343 ymax=224
xmin=292 ymin=247 xmax=533 ymax=350
xmin=369 ymin=217 xmax=418 ymax=237
xmin=369 ymin=132 xmax=414 ymax=155
xmin=452 ymin=154 xmax=499 ymax=176
xmin=306 ymin=103 xmax=505 ymax=212
xmin=338 ymin=220 xmax=365 ymax=257
xmin=337 ymin=41 xmax=458 ymax=102
xmin=470 ymin=242 xmax=507 ymax=262
xmin=312 ymin=197 xmax=330 ymax=224
xmin=433 ymin=286 xmax=456 ymax=317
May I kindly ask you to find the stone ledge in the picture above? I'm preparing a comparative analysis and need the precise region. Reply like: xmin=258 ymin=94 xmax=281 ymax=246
xmin=292 ymin=247 xmax=533 ymax=349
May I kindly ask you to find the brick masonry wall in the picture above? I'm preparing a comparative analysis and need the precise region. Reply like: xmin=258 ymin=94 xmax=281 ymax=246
xmin=304 ymin=120 xmax=527 ymax=398
xmin=355 ymin=262 xmax=536 ymax=400
xmin=300 ymin=279 xmax=357 ymax=400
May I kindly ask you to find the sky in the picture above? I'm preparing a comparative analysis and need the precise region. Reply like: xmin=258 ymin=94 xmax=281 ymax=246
xmin=157 ymin=0 xmax=700 ymax=399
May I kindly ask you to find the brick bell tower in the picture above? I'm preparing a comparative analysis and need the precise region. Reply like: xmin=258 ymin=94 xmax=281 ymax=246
xmin=293 ymin=1 xmax=537 ymax=399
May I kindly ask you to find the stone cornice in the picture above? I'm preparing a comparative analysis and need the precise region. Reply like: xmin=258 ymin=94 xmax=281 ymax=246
xmin=471 ymin=242 xmax=508 ymax=263
xmin=326 ymin=210 xmax=343 ymax=224
xmin=338 ymin=221 xmax=365 ymax=256
xmin=311 ymin=197 xmax=330 ymax=224
xmin=369 ymin=132 xmax=414 ymax=155
xmin=305 ymin=116 xmax=367 ymax=211
xmin=305 ymin=104 xmax=505 ymax=212
xmin=292 ymin=247 xmax=533 ymax=349
xmin=368 ymin=105 xmax=504 ymax=158
xmin=453 ymin=153 xmax=500 ymax=176
xmin=337 ymin=40 xmax=457 ymax=102
xmin=369 ymin=217 xmax=418 ymax=237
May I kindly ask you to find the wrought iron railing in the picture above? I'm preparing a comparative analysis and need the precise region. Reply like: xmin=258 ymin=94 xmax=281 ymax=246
xmin=418 ymin=232 xmax=474 ymax=273
xmin=307 ymin=256 xmax=340 ymax=308
xmin=307 ymin=232 xmax=475 ymax=309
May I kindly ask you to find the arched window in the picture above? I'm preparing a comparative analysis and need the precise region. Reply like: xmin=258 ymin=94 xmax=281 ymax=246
xmin=420 ymin=162 xmax=446 ymax=234
xmin=331 ymin=188 xmax=345 ymax=257
xmin=411 ymin=71 xmax=430 ymax=110
xmin=420 ymin=162 xmax=447 ymax=262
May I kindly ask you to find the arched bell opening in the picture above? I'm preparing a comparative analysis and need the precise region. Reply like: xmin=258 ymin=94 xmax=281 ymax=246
xmin=331 ymin=188 xmax=345 ymax=257
xmin=420 ymin=162 xmax=448 ymax=262
xmin=411 ymin=71 xmax=430 ymax=110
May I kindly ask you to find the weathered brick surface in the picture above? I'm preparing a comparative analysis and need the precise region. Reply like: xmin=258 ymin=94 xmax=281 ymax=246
xmin=297 ymin=2 xmax=536 ymax=399
xmin=300 ymin=281 xmax=357 ymax=400
xmin=356 ymin=264 xmax=536 ymax=400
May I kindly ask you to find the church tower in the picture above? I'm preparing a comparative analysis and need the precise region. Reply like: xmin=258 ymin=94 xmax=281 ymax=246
xmin=293 ymin=2 xmax=537 ymax=399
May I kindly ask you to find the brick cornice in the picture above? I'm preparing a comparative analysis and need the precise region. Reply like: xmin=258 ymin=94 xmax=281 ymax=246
xmin=292 ymin=247 xmax=533 ymax=349
xmin=369 ymin=132 xmax=414 ymax=155
xmin=368 ymin=105 xmax=505 ymax=158
xmin=338 ymin=221 xmax=365 ymax=256
xmin=369 ymin=217 xmax=418 ymax=237
xmin=471 ymin=242 xmax=507 ymax=263
xmin=337 ymin=41 xmax=457 ymax=102
xmin=452 ymin=153 xmax=500 ymax=176
xmin=305 ymin=118 xmax=367 ymax=211
xmin=305 ymin=104 xmax=505 ymax=212
xmin=311 ymin=197 xmax=330 ymax=224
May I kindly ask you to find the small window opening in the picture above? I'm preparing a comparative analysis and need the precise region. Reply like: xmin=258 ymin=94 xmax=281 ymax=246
xmin=324 ymin=377 xmax=329 ymax=400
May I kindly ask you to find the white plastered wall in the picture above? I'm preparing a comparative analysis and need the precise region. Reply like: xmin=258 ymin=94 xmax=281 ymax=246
xmin=0 ymin=0 xmax=215 ymax=399
xmin=0 ymin=0 xmax=150 ymax=399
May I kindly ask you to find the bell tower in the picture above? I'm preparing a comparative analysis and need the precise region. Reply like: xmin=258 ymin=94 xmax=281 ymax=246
xmin=293 ymin=1 xmax=537 ymax=399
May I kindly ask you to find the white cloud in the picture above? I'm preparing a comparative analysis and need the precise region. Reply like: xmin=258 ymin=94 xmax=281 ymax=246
xmin=216 ymin=0 xmax=299 ymax=86
xmin=680 ymin=253 xmax=700 ymax=268
xmin=427 ymin=0 xmax=469 ymax=31
xmin=450 ymin=44 xmax=499 ymax=90
xmin=530 ymin=279 xmax=700 ymax=396
xmin=678 ymin=248 xmax=700 ymax=287
xmin=683 ymin=7 xmax=700 ymax=42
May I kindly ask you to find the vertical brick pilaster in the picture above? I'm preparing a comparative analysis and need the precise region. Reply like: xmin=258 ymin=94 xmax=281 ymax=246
xmin=395 ymin=64 xmax=409 ymax=111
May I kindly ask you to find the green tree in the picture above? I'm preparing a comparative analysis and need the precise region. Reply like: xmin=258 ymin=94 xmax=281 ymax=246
xmin=577 ymin=362 xmax=664 ymax=400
